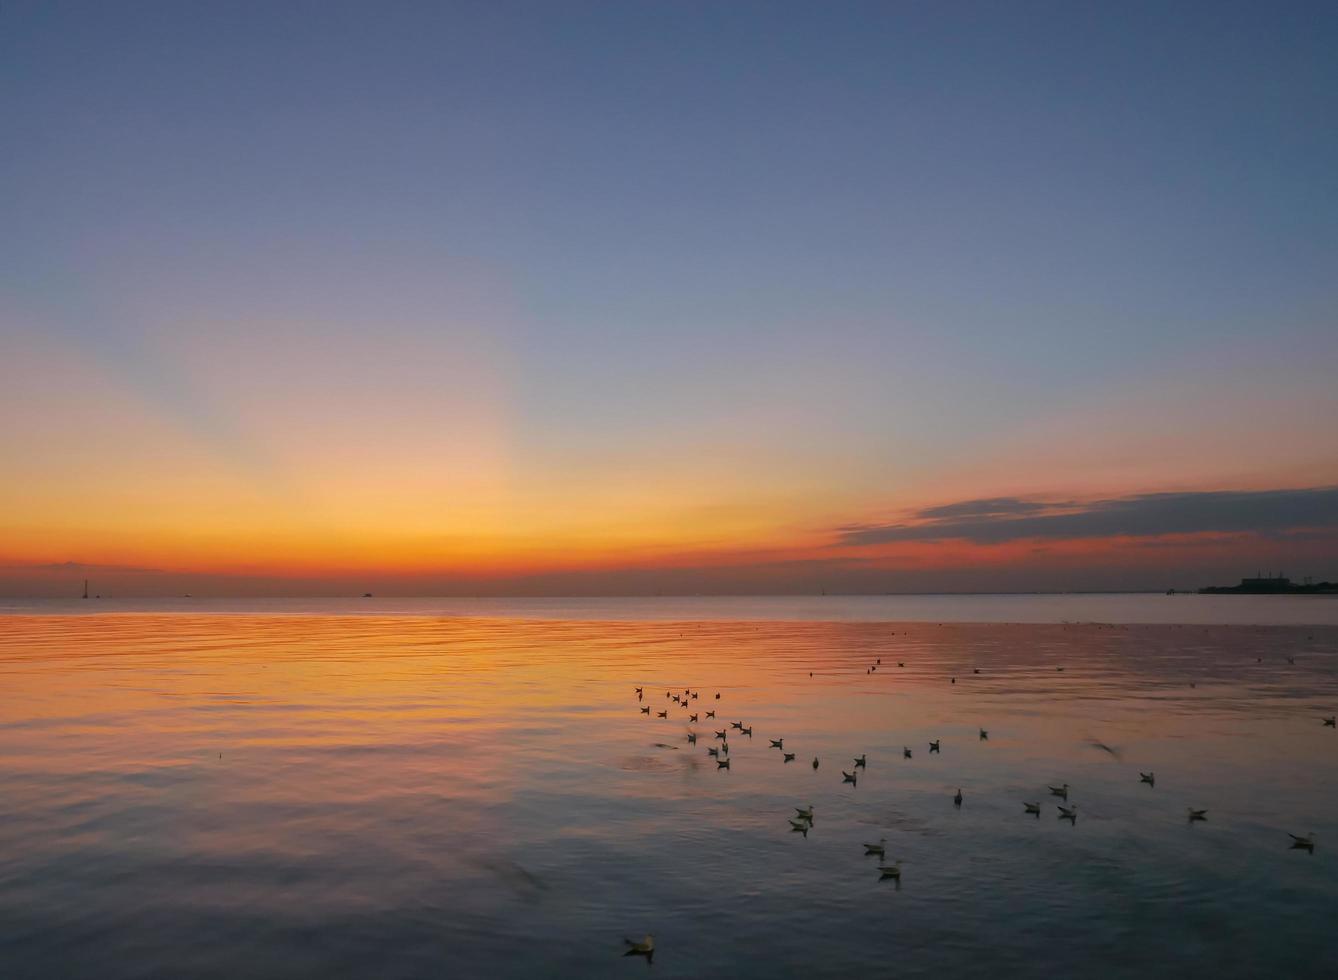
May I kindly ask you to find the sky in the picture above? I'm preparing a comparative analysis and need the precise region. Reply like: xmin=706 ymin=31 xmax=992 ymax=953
xmin=2 ymin=0 xmax=1337 ymax=596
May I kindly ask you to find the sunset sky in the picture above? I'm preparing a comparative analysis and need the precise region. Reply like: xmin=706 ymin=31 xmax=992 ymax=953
xmin=3 ymin=1 xmax=1336 ymax=595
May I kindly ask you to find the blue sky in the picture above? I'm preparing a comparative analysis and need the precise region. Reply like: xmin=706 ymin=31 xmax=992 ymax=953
xmin=2 ymin=1 xmax=1336 ymax=593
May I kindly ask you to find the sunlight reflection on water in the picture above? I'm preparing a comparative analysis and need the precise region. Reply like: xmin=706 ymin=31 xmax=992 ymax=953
xmin=0 ymin=612 xmax=1335 ymax=978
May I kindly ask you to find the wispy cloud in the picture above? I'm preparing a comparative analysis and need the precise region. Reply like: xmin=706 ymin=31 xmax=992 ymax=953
xmin=837 ymin=487 xmax=1338 ymax=546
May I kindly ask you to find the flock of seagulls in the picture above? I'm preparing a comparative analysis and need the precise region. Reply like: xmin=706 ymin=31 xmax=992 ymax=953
xmin=626 ymin=649 xmax=1329 ymax=958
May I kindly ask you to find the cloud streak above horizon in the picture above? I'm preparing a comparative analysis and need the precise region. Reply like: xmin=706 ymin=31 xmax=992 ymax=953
xmin=837 ymin=487 xmax=1338 ymax=546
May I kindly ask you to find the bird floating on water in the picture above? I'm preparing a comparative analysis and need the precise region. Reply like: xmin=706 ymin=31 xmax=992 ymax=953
xmin=1058 ymin=804 xmax=1078 ymax=821
xmin=864 ymin=837 xmax=887 ymax=857
xmin=715 ymin=692 xmax=720 ymax=699
xmin=686 ymin=733 xmax=697 ymax=744
xmin=854 ymin=754 xmax=866 ymax=768
xmin=954 ymin=788 xmax=963 ymax=807
xmin=731 ymin=721 xmax=744 ymax=730
xmin=689 ymin=713 xmax=698 ymax=723
xmin=783 ymin=752 xmax=795 ymax=762
xmin=708 ymin=747 xmax=719 ymax=758
xmin=714 ymin=730 xmax=727 ymax=739
xmin=979 ymin=728 xmax=989 ymax=740
xmin=741 ymin=726 xmax=753 ymax=737
xmin=795 ymin=805 xmax=814 ymax=821
xmin=903 ymin=747 xmax=912 ymax=759
xmin=789 ymin=818 xmax=810 ymax=836
xmin=640 ymin=706 xmax=650 ymax=714
xmin=721 ymin=741 xmax=729 ymax=754
xmin=1289 ymin=832 xmax=1316 ymax=852
xmin=1187 ymin=808 xmax=1208 ymax=822
xmin=878 ymin=862 xmax=902 ymax=880
xmin=705 ymin=710 xmax=715 ymax=719
xmin=898 ymin=661 xmax=904 ymax=667
xmin=656 ymin=710 xmax=667 ymax=718
xmin=623 ymin=935 xmax=655 ymax=959
xmin=1323 ymin=716 xmax=1336 ymax=727
xmin=929 ymin=740 xmax=940 ymax=753
xmin=1049 ymin=783 xmax=1069 ymax=799
xmin=770 ymin=738 xmax=784 ymax=749
xmin=842 ymin=770 xmax=858 ymax=785
xmin=1140 ymin=772 xmax=1156 ymax=786
xmin=1023 ymin=802 xmax=1041 ymax=815
xmin=973 ymin=668 xmax=981 ymax=674
xmin=717 ymin=758 xmax=731 ymax=769
xmin=812 ymin=757 xmax=820 ymax=770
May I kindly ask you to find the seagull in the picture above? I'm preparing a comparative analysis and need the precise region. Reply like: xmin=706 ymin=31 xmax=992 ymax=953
xmin=1049 ymin=783 xmax=1070 ymax=799
xmin=687 ymin=733 xmax=697 ymax=744
xmin=741 ymin=726 xmax=753 ymax=737
xmin=1056 ymin=667 xmax=1065 ymax=672
xmin=788 ymin=818 xmax=810 ymax=836
xmin=640 ymin=706 xmax=650 ymax=714
xmin=783 ymin=752 xmax=796 ymax=762
xmin=795 ymin=805 xmax=814 ymax=821
xmin=1023 ymin=802 xmax=1041 ymax=815
xmin=954 ymin=788 xmax=963 ymax=807
xmin=714 ymin=730 xmax=727 ymax=739
xmin=979 ymin=729 xmax=989 ymax=740
xmin=705 ymin=710 xmax=715 ymax=719
xmin=1058 ymin=804 xmax=1078 ymax=821
xmin=691 ymin=691 xmax=698 ymax=699
xmin=1140 ymin=772 xmax=1156 ymax=786
xmin=731 ymin=722 xmax=744 ymax=731
xmin=689 ymin=714 xmax=698 ymax=723
xmin=1187 ymin=808 xmax=1207 ymax=822
xmin=635 ymin=687 xmax=643 ymax=696
xmin=929 ymin=740 xmax=940 ymax=753
xmin=951 ymin=677 xmax=956 ymax=684
xmin=877 ymin=862 xmax=902 ymax=880
xmin=717 ymin=758 xmax=731 ymax=769
xmin=708 ymin=747 xmax=719 ymax=757
xmin=898 ymin=662 xmax=904 ymax=667
xmin=656 ymin=710 xmax=667 ymax=718
xmin=770 ymin=738 xmax=784 ymax=749
xmin=623 ymin=935 xmax=655 ymax=959
xmin=854 ymin=754 xmax=866 ymax=768
xmin=903 ymin=747 xmax=912 ymax=759
xmin=721 ymin=741 xmax=729 ymax=754
xmin=877 ymin=658 xmax=881 ymax=664
xmin=715 ymin=693 xmax=720 ymax=699
xmin=864 ymin=837 xmax=887 ymax=857
xmin=1289 ymin=832 xmax=1316 ymax=852
xmin=1324 ymin=717 xmax=1336 ymax=727
xmin=812 ymin=757 xmax=820 ymax=770
xmin=973 ymin=668 xmax=980 ymax=674
xmin=842 ymin=770 xmax=858 ymax=785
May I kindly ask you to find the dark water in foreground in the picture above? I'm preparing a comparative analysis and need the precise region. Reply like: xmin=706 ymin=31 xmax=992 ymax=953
xmin=1 ymin=611 xmax=1336 ymax=978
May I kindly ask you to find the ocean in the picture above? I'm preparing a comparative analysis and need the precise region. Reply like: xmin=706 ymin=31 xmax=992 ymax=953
xmin=1 ymin=596 xmax=1335 ymax=977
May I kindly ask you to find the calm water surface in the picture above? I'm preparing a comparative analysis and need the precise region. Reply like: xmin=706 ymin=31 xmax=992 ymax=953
xmin=1 ymin=605 xmax=1336 ymax=977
